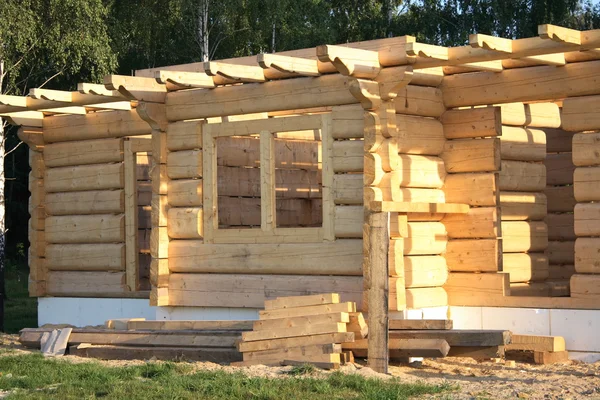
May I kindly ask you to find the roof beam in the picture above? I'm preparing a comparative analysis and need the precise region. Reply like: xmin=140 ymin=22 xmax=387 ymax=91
xmin=78 ymin=83 xmax=123 ymax=97
xmin=30 ymin=88 xmax=132 ymax=111
xmin=258 ymin=54 xmax=320 ymax=79
xmin=104 ymin=75 xmax=167 ymax=103
xmin=539 ymin=24 xmax=581 ymax=45
xmin=316 ymin=44 xmax=380 ymax=78
xmin=155 ymin=70 xmax=215 ymax=90
xmin=203 ymin=62 xmax=266 ymax=84
xmin=1 ymin=111 xmax=44 ymax=127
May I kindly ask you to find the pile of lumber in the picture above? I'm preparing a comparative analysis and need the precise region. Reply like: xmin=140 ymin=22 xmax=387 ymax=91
xmin=234 ymin=293 xmax=361 ymax=369
xmin=343 ymin=318 xmax=512 ymax=361
xmin=506 ymin=334 xmax=569 ymax=364
xmin=19 ymin=319 xmax=254 ymax=363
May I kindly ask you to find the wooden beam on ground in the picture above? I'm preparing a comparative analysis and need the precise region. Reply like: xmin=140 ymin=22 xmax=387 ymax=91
xmin=389 ymin=319 xmax=453 ymax=330
xmin=237 ymin=332 xmax=355 ymax=353
xmin=70 ymin=344 xmax=242 ymax=363
xmin=388 ymin=329 xmax=511 ymax=347
xmin=127 ymin=320 xmax=253 ymax=331
xmin=345 ymin=338 xmax=450 ymax=359
xmin=506 ymin=335 xmax=566 ymax=352
xmin=533 ymin=351 xmax=569 ymax=364
xmin=264 ymin=293 xmax=340 ymax=310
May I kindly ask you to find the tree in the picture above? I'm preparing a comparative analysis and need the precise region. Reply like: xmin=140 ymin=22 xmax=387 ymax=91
xmin=0 ymin=0 xmax=117 ymax=331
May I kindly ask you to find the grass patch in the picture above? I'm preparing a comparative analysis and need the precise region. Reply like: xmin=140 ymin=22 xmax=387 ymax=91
xmin=5 ymin=267 xmax=37 ymax=334
xmin=0 ymin=353 xmax=451 ymax=399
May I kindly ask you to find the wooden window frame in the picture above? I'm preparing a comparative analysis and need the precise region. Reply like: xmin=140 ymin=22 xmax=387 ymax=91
xmin=202 ymin=114 xmax=334 ymax=244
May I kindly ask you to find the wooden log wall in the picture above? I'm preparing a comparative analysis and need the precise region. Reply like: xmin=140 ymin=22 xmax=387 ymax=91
xmin=563 ymin=95 xmax=600 ymax=301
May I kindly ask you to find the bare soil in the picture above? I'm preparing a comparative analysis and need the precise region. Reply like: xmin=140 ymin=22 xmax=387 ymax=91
xmin=2 ymin=334 xmax=599 ymax=399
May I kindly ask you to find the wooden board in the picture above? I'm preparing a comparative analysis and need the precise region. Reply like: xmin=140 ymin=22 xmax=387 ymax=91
xmin=168 ymin=240 xmax=362 ymax=276
xmin=345 ymin=339 xmax=451 ymax=359
xmin=241 ymin=343 xmax=341 ymax=362
xmin=167 ymin=150 xmax=203 ymax=179
xmin=389 ymin=319 xmax=453 ymax=330
xmin=396 ymin=115 xmax=445 ymax=155
xmin=562 ymin=94 xmax=600 ymax=132
xmin=444 ymin=272 xmax=510 ymax=303
xmin=445 ymin=239 xmax=499 ymax=272
xmin=44 ymin=138 xmax=124 ymax=167
xmin=380 ymin=155 xmax=446 ymax=189
xmin=168 ymin=274 xmax=362 ymax=309
xmin=259 ymin=302 xmax=356 ymax=320
xmin=394 ymin=85 xmax=445 ymax=117
xmin=264 ymin=293 xmax=340 ymax=310
xmin=46 ymin=271 xmax=129 ymax=297
xmin=441 ymin=138 xmax=500 ymax=173
xmin=127 ymin=320 xmax=253 ymax=331
xmin=167 ymin=179 xmax=203 ymax=207
xmin=241 ymin=322 xmax=346 ymax=342
xmin=333 ymin=174 xmax=362 ymax=204
xmin=501 ymin=221 xmax=548 ymax=253
xmin=70 ymin=345 xmax=242 ymax=363
xmin=570 ymin=274 xmax=600 ymax=299
xmin=506 ymin=335 xmax=566 ymax=352
xmin=533 ymin=351 xmax=570 ymax=364
xmin=45 ymin=215 xmax=125 ymax=244
xmin=167 ymin=207 xmax=203 ymax=239
xmin=166 ymin=120 xmax=203 ymax=151
xmin=379 ymin=329 xmax=510 ymax=347
xmin=332 ymin=140 xmax=363 ymax=172
xmin=45 ymin=163 xmax=124 ymax=192
xmin=237 ymin=332 xmax=355 ymax=353
xmin=252 ymin=313 xmax=349 ymax=331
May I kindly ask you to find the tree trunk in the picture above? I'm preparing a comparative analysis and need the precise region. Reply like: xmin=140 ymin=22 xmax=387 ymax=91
xmin=271 ymin=22 xmax=276 ymax=53
xmin=198 ymin=0 xmax=210 ymax=61
xmin=0 ymin=59 xmax=5 ymax=332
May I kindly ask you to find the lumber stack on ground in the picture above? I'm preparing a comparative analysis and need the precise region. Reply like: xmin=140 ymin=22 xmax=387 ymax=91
xmin=505 ymin=334 xmax=569 ymax=364
xmin=234 ymin=293 xmax=358 ymax=369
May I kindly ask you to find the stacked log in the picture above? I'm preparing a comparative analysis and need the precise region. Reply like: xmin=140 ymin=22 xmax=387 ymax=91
xmin=562 ymin=96 xmax=600 ymax=300
xmin=441 ymin=107 xmax=503 ymax=301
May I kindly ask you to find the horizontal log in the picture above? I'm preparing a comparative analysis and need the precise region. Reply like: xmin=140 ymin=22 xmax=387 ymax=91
xmin=548 ymin=264 xmax=575 ymax=280
xmin=503 ymin=253 xmax=549 ymax=283
xmin=45 ymin=190 xmax=124 ymax=215
xmin=562 ymin=95 xmax=600 ymax=132
xmin=499 ymin=191 xmax=547 ymax=221
xmin=443 ymin=173 xmax=497 ymax=206
xmin=574 ymin=203 xmax=600 ymax=237
xmin=29 ymin=151 xmax=45 ymax=179
xmin=442 ymin=61 xmax=600 ymax=108
xmin=167 ymin=207 xmax=203 ymax=239
xmin=29 ymin=207 xmax=45 ymax=231
xmin=70 ymin=345 xmax=241 ymax=363
xmin=44 ymin=138 xmax=123 ymax=167
xmin=502 ymin=221 xmax=548 ymax=253
xmin=441 ymin=107 xmax=501 ymax=139
xmin=404 ymin=255 xmax=448 ymax=288
xmin=394 ymin=85 xmax=445 ymax=117
xmin=441 ymin=138 xmax=500 ymax=173
xmin=575 ymin=238 xmax=600 ymax=274
xmin=217 ymin=197 xmax=321 ymax=228
xmin=45 ymin=163 xmax=124 ymax=192
xmin=405 ymin=287 xmax=448 ymax=309
xmin=524 ymin=103 xmax=561 ymax=128
xmin=544 ymin=129 xmax=573 ymax=153
xmin=404 ymin=222 xmax=447 ymax=255
xmin=443 ymin=207 xmax=498 ymax=239
xmin=331 ymin=104 xmax=364 ymax=139
xmin=168 ymin=273 xmax=363 ymax=309
xmin=545 ymin=153 xmax=574 ymax=186
xmin=46 ymin=271 xmax=128 ymax=297
xmin=334 ymin=206 xmax=362 ymax=238
xmin=166 ymin=120 xmax=203 ymax=151
xmin=43 ymin=110 xmax=151 ymax=143
xmin=545 ymin=185 xmax=575 ymax=213
xmin=572 ymin=132 xmax=600 ymax=167
xmin=444 ymin=272 xmax=510 ymax=304
xmin=168 ymin=240 xmax=363 ymax=275
xmin=396 ymin=115 xmax=445 ymax=155
xmin=332 ymin=140 xmax=362 ymax=173
xmin=333 ymin=174 xmax=362 ymax=205
xmin=379 ymin=155 xmax=446 ymax=189
xmin=166 ymin=74 xmax=359 ymax=120
xmin=498 ymin=161 xmax=546 ymax=192
xmin=547 ymin=240 xmax=575 ymax=265
xmin=167 ymin=150 xmax=202 ymax=179
xmin=151 ymin=195 xmax=167 ymax=227
xmin=46 ymin=214 xmax=125 ymax=244
xmin=379 ymin=187 xmax=446 ymax=203
xmin=168 ymin=179 xmax=203 ymax=207
xmin=45 ymin=243 xmax=125 ymax=271
xmin=570 ymin=274 xmax=600 ymax=299
xmin=546 ymin=213 xmax=575 ymax=241
xmin=445 ymin=239 xmax=499 ymax=272
xmin=500 ymin=127 xmax=546 ymax=162
xmin=509 ymin=282 xmax=550 ymax=297
xmin=574 ymin=167 xmax=600 ymax=201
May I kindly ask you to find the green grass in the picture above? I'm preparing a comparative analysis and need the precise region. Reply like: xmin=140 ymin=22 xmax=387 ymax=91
xmin=5 ymin=267 xmax=37 ymax=334
xmin=0 ymin=353 xmax=451 ymax=399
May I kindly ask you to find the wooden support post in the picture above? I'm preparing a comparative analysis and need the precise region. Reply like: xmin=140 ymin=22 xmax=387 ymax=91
xmin=124 ymin=139 xmax=139 ymax=291
xmin=259 ymin=131 xmax=275 ymax=231
xmin=366 ymin=211 xmax=390 ymax=374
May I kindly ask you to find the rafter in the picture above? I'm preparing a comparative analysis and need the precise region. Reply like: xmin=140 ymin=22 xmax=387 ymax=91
xmin=1 ymin=111 xmax=44 ymax=127
xmin=257 ymin=54 xmax=320 ymax=79
xmin=316 ymin=44 xmax=380 ymax=78
xmin=203 ymin=62 xmax=266 ymax=84
xmin=30 ymin=88 xmax=132 ymax=110
xmin=154 ymin=70 xmax=215 ymax=90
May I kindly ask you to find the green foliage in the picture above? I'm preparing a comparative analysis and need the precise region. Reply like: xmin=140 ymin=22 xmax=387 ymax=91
xmin=4 ymin=267 xmax=36 ymax=334
xmin=287 ymin=363 xmax=317 ymax=376
xmin=0 ymin=353 xmax=450 ymax=399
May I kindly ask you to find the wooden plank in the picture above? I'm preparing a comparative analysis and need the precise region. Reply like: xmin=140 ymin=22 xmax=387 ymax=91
xmin=443 ymin=207 xmax=498 ymax=239
xmin=441 ymin=107 xmax=501 ymax=139
xmin=499 ymin=161 xmax=546 ymax=192
xmin=45 ymin=215 xmax=124 ymax=244
xmin=573 ymin=132 xmax=600 ymax=167
xmin=124 ymin=140 xmax=138 ymax=291
xmin=441 ymin=138 xmax=500 ymax=173
xmin=574 ymin=167 xmax=600 ymax=202
xmin=259 ymin=302 xmax=356 ymax=320
xmin=502 ymin=221 xmax=548 ymax=252
xmin=444 ymin=272 xmax=510 ymax=303
xmin=404 ymin=255 xmax=448 ymax=288
xmin=167 ymin=208 xmax=203 ymax=239
xmin=168 ymin=241 xmax=362 ymax=276
xmin=575 ymin=238 xmax=600 ymax=274
xmin=574 ymin=202 xmax=600 ymax=236
xmin=44 ymin=138 xmax=123 ymax=167
xmin=348 ymin=312 xmax=368 ymax=339
xmin=506 ymin=335 xmax=566 ymax=352
xmin=242 ymin=343 xmax=341 ymax=363
xmin=389 ymin=319 xmax=452 ymax=330
xmin=500 ymin=127 xmax=546 ymax=162
xmin=46 ymin=271 xmax=128 ymax=297
xmin=533 ymin=351 xmax=570 ymax=364
xmin=445 ymin=239 xmax=499 ymax=272
xmin=562 ymin=94 xmax=600 ymax=131
xmin=404 ymin=222 xmax=447 ymax=255
xmin=241 ymin=322 xmax=346 ymax=342
xmin=332 ymin=140 xmax=362 ymax=172
xmin=45 ymin=243 xmax=125 ymax=271
xmin=571 ymin=274 xmax=600 ymax=299
xmin=237 ymin=332 xmax=355 ymax=353
xmin=443 ymin=173 xmax=497 ymax=206
xmin=169 ymin=274 xmax=362 ymax=309
xmin=546 ymin=185 xmax=575 ymax=213
xmin=260 ymin=131 xmax=275 ymax=231
xmin=264 ymin=293 xmax=340 ymax=310
xmin=405 ymin=287 xmax=448 ymax=309
xmin=45 ymin=163 xmax=124 ymax=192
xmin=344 ymin=339 xmax=450 ymax=359
xmin=382 ymin=329 xmax=510 ymax=347
xmin=447 ymin=346 xmax=504 ymax=360
xmin=320 ymin=114 xmax=334 ymax=241
xmin=45 ymin=190 xmax=124 ymax=215
xmin=127 ymin=320 xmax=253 ymax=331
xmin=252 ymin=313 xmax=349 ymax=331
xmin=546 ymin=153 xmax=575 ymax=186
xmin=70 ymin=345 xmax=241 ymax=363
xmin=332 ymin=174 xmax=362 ymax=205
xmin=500 ymin=191 xmax=547 ymax=221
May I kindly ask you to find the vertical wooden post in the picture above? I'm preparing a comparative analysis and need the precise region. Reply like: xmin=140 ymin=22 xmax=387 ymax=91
xmin=124 ymin=139 xmax=139 ymax=291
xmin=259 ymin=130 xmax=275 ymax=231
xmin=321 ymin=114 xmax=335 ymax=241
xmin=366 ymin=211 xmax=390 ymax=373
xmin=202 ymin=123 xmax=217 ymax=243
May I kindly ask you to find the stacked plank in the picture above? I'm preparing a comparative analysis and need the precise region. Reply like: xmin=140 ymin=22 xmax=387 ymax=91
xmin=19 ymin=319 xmax=250 ymax=363
xmin=499 ymin=103 xmax=555 ymax=296
xmin=441 ymin=106 xmax=504 ymax=302
xmin=20 ymin=126 xmax=47 ymax=296
xmin=506 ymin=334 xmax=568 ymax=364
xmin=234 ymin=294 xmax=358 ymax=369
xmin=543 ymin=127 xmax=576 ymax=288
xmin=563 ymin=97 xmax=600 ymax=299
